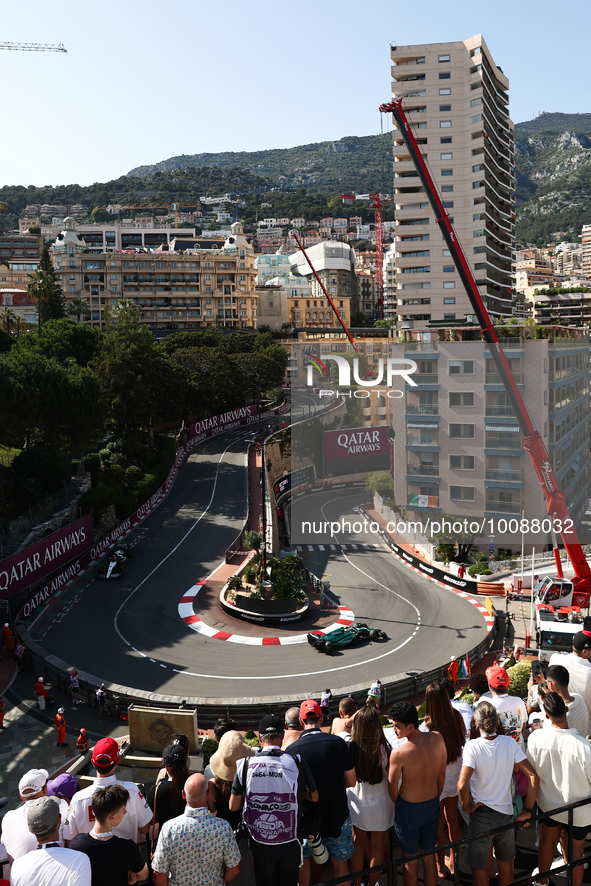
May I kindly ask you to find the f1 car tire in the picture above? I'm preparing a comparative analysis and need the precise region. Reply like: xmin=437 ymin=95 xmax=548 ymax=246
xmin=324 ymin=641 xmax=335 ymax=654
xmin=369 ymin=629 xmax=379 ymax=641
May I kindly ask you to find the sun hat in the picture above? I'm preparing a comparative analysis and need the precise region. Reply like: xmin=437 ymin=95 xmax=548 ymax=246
xmin=209 ymin=731 xmax=255 ymax=782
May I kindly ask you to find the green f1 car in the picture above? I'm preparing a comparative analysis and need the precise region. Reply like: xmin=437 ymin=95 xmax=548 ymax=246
xmin=307 ymin=623 xmax=387 ymax=654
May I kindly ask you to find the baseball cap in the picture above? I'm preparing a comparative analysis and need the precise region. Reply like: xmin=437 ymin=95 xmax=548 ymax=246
xmin=26 ymin=796 xmax=60 ymax=837
xmin=528 ymin=711 xmax=545 ymax=728
xmin=300 ymin=699 xmax=322 ymax=720
xmin=92 ymin=737 xmax=120 ymax=768
xmin=162 ymin=743 xmax=188 ymax=766
xmin=47 ymin=773 xmax=78 ymax=800
xmin=19 ymin=768 xmax=49 ymax=798
xmin=258 ymin=714 xmax=285 ymax=735
xmin=486 ymin=665 xmax=510 ymax=688
xmin=573 ymin=629 xmax=591 ymax=651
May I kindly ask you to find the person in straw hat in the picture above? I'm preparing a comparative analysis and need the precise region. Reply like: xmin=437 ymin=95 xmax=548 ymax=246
xmin=208 ymin=731 xmax=255 ymax=830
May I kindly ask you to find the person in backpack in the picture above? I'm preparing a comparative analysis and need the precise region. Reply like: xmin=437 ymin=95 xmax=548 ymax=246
xmin=230 ymin=714 xmax=318 ymax=886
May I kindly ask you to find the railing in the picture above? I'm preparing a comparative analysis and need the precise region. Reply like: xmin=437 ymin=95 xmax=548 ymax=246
xmin=407 ymin=435 xmax=437 ymax=447
xmin=407 ymin=464 xmax=439 ymax=476
xmin=485 ymin=469 xmax=522 ymax=482
xmin=486 ymin=373 xmax=523 ymax=384
xmin=406 ymin=404 xmax=439 ymax=414
xmin=320 ymin=796 xmax=591 ymax=886
xmin=485 ymin=405 xmax=516 ymax=416
xmin=412 ymin=374 xmax=438 ymax=384
xmin=485 ymin=436 xmax=523 ymax=450
xmin=485 ymin=500 xmax=522 ymax=513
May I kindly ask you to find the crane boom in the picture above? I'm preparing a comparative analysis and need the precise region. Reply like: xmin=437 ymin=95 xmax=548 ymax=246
xmin=0 ymin=42 xmax=66 ymax=52
xmin=380 ymin=97 xmax=591 ymax=592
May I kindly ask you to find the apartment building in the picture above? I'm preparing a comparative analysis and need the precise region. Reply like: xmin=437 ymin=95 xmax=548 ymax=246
xmin=514 ymin=257 xmax=555 ymax=292
xmin=0 ymin=233 xmax=41 ymax=262
xmin=582 ymin=225 xmax=591 ymax=278
xmin=389 ymin=34 xmax=516 ymax=327
xmin=290 ymin=241 xmax=357 ymax=328
xmin=51 ymin=220 xmax=258 ymax=330
xmin=524 ymin=288 xmax=591 ymax=325
xmin=255 ymin=252 xmax=293 ymax=284
xmin=288 ymin=326 xmax=589 ymax=549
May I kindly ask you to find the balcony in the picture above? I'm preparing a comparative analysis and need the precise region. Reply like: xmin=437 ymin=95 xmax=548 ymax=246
xmin=407 ymin=435 xmax=438 ymax=447
xmin=485 ymin=405 xmax=516 ymax=417
xmin=412 ymin=374 xmax=439 ymax=385
xmin=485 ymin=469 xmax=522 ymax=482
xmin=407 ymin=463 xmax=439 ymax=476
xmin=485 ymin=436 xmax=522 ymax=450
xmin=404 ymin=341 xmax=439 ymax=352
xmin=485 ymin=500 xmax=522 ymax=514
xmin=406 ymin=404 xmax=439 ymax=415
xmin=486 ymin=373 xmax=522 ymax=384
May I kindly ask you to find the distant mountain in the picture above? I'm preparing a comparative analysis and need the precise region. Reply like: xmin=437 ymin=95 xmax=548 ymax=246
xmin=127 ymin=134 xmax=394 ymax=196
xmin=515 ymin=112 xmax=591 ymax=243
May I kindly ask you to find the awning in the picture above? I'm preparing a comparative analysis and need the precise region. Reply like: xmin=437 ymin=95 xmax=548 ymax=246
xmin=407 ymin=422 xmax=438 ymax=429
xmin=485 ymin=425 xmax=520 ymax=433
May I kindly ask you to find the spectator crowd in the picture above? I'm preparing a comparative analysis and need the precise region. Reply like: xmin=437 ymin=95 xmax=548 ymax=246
xmin=3 ymin=624 xmax=591 ymax=885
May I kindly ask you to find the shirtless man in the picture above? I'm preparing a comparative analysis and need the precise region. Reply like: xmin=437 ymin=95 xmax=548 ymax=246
xmin=388 ymin=701 xmax=447 ymax=886
xmin=281 ymin=707 xmax=304 ymax=749
xmin=331 ymin=697 xmax=357 ymax=736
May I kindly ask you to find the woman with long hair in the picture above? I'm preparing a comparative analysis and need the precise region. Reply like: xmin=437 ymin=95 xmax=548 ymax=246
xmin=421 ymin=681 xmax=466 ymax=879
xmin=148 ymin=742 xmax=190 ymax=827
xmin=346 ymin=703 xmax=394 ymax=886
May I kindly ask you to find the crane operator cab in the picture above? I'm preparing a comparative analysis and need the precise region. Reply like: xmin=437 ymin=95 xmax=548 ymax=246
xmin=534 ymin=576 xmax=574 ymax=609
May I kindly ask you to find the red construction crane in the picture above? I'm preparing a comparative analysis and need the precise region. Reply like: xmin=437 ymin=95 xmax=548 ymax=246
xmin=341 ymin=192 xmax=388 ymax=318
xmin=380 ymin=97 xmax=591 ymax=595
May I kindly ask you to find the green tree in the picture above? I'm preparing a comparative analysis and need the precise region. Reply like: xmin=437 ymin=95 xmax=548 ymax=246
xmin=92 ymin=302 xmax=182 ymax=445
xmin=1 ymin=307 xmax=15 ymax=334
xmin=0 ymin=201 xmax=7 ymax=233
xmin=28 ymin=245 xmax=66 ymax=331
xmin=231 ymin=351 xmax=285 ymax=403
xmin=13 ymin=318 xmax=102 ymax=367
xmin=350 ymin=311 xmax=369 ymax=328
xmin=67 ymin=297 xmax=91 ymax=323
xmin=169 ymin=346 xmax=243 ymax=418
xmin=428 ymin=516 xmax=484 ymax=563
xmin=364 ymin=470 xmax=394 ymax=502
xmin=28 ymin=225 xmax=41 ymax=236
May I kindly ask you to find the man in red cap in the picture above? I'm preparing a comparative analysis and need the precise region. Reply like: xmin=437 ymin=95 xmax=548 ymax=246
xmin=483 ymin=665 xmax=527 ymax=751
xmin=287 ymin=699 xmax=356 ymax=886
xmin=64 ymin=738 xmax=152 ymax=845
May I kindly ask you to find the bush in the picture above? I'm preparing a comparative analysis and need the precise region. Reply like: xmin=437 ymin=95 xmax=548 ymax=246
xmin=507 ymin=661 xmax=531 ymax=698
xmin=12 ymin=446 xmax=71 ymax=497
xmin=243 ymin=530 xmax=262 ymax=551
xmin=468 ymin=563 xmax=491 ymax=577
xmin=110 ymin=452 xmax=127 ymax=467
xmin=99 ymin=447 xmax=112 ymax=464
xmin=108 ymin=464 xmax=127 ymax=484
xmin=126 ymin=465 xmax=143 ymax=483
xmin=84 ymin=453 xmax=101 ymax=486
xmin=200 ymin=737 xmax=217 ymax=767
xmin=244 ymin=565 xmax=256 ymax=583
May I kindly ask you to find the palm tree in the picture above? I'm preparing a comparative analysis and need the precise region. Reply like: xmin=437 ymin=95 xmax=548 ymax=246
xmin=13 ymin=316 xmax=28 ymax=339
xmin=0 ymin=202 xmax=7 ymax=234
xmin=67 ymin=297 xmax=91 ymax=323
xmin=1 ymin=306 xmax=15 ymax=334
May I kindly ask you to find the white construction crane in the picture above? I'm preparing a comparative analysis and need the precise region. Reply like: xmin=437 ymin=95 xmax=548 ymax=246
xmin=0 ymin=42 xmax=66 ymax=53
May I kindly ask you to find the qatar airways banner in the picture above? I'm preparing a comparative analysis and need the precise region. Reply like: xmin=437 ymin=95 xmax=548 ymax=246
xmin=189 ymin=406 xmax=257 ymax=441
xmin=0 ymin=515 xmax=92 ymax=600
xmin=325 ymin=426 xmax=390 ymax=460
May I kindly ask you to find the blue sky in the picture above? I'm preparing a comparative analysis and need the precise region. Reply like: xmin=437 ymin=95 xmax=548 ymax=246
xmin=1 ymin=0 xmax=589 ymax=187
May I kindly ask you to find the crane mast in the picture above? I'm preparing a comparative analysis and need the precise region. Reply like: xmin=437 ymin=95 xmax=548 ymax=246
xmin=0 ymin=42 xmax=67 ymax=52
xmin=380 ymin=97 xmax=591 ymax=592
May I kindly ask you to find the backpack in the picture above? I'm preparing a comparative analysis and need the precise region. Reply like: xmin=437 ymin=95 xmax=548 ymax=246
xmin=242 ymin=749 xmax=300 ymax=846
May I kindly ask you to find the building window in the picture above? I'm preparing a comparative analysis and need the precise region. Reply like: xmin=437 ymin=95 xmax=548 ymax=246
xmin=439 ymin=72 xmax=451 ymax=79
xmin=443 ymin=297 xmax=455 ymax=304
xmin=470 ymin=114 xmax=482 ymax=123
xmin=470 ymin=97 xmax=482 ymax=107
xmin=450 ymin=455 xmax=474 ymax=470
xmin=449 ymin=392 xmax=474 ymax=407
xmin=443 ymin=281 xmax=455 ymax=288
xmin=441 ymin=170 xmax=453 ymax=177
xmin=449 ymin=360 xmax=473 ymax=375
xmin=441 ymin=153 xmax=452 ymax=160
xmin=450 ymin=486 xmax=475 ymax=501
xmin=439 ymin=88 xmax=451 ymax=95
xmin=449 ymin=424 xmax=474 ymax=439
xmin=440 ymin=137 xmax=452 ymax=144
xmin=442 ymin=202 xmax=454 ymax=208
xmin=440 ymin=104 xmax=451 ymax=112
xmin=443 ymin=266 xmax=455 ymax=272
xmin=444 ymin=313 xmax=455 ymax=320
xmin=438 ymin=54 xmax=450 ymax=62
xmin=441 ymin=186 xmax=453 ymax=193
xmin=440 ymin=120 xmax=452 ymax=127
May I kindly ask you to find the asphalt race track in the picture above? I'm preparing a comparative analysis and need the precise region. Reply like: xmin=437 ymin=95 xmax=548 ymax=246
xmin=31 ymin=405 xmax=487 ymax=704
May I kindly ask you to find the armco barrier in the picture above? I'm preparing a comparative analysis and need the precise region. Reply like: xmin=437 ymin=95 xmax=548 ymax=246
xmin=16 ymin=407 xmax=495 ymax=726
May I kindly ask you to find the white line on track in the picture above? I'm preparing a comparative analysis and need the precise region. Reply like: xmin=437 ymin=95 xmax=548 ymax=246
xmin=113 ymin=434 xmax=247 ymax=651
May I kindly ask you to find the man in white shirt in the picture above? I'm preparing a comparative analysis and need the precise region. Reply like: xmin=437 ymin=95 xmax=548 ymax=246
xmin=1 ymin=768 xmax=70 ymax=863
xmin=542 ymin=664 xmax=588 ymax=736
xmin=11 ymin=796 xmax=91 ymax=886
xmin=550 ymin=627 xmax=591 ymax=733
xmin=485 ymin=665 xmax=528 ymax=750
xmin=64 ymin=737 xmax=152 ymax=843
xmin=527 ymin=692 xmax=591 ymax=886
